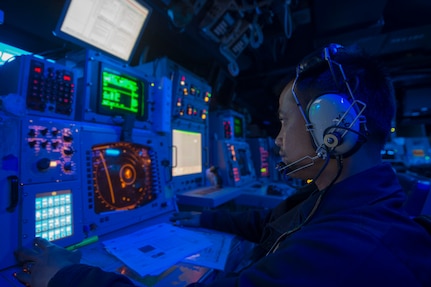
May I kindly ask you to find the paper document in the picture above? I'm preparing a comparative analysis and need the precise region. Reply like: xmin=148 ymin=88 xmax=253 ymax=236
xmin=103 ymin=223 xmax=213 ymax=276
xmin=181 ymin=229 xmax=235 ymax=270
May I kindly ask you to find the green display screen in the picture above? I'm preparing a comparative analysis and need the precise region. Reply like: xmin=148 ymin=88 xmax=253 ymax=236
xmin=99 ymin=67 xmax=144 ymax=117
xmin=234 ymin=116 xmax=243 ymax=137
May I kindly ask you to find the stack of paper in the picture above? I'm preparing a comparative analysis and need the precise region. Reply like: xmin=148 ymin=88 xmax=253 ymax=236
xmin=103 ymin=223 xmax=219 ymax=276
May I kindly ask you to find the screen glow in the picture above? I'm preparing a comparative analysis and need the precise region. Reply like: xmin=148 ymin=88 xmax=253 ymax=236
xmin=172 ymin=129 xmax=202 ymax=177
xmin=57 ymin=0 xmax=151 ymax=62
xmin=35 ymin=190 xmax=73 ymax=241
xmin=98 ymin=67 xmax=144 ymax=116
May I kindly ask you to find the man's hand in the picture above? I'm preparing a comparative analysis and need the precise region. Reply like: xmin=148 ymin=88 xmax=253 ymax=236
xmin=14 ymin=237 xmax=81 ymax=287
xmin=170 ymin=211 xmax=202 ymax=227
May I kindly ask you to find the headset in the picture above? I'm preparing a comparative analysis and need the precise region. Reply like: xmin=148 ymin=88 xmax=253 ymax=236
xmin=276 ymin=44 xmax=368 ymax=177
xmin=292 ymin=43 xmax=368 ymax=160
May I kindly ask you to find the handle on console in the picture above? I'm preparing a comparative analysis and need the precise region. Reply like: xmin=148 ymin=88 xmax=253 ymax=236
xmin=7 ymin=175 xmax=19 ymax=212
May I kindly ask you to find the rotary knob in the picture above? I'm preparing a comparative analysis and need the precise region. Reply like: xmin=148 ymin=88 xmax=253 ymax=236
xmin=63 ymin=131 xmax=73 ymax=142
xmin=36 ymin=158 xmax=51 ymax=171
xmin=63 ymin=147 xmax=74 ymax=156
xmin=63 ymin=161 xmax=73 ymax=172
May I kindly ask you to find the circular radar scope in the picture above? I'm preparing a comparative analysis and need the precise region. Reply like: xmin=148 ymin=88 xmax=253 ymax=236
xmin=91 ymin=142 xmax=156 ymax=213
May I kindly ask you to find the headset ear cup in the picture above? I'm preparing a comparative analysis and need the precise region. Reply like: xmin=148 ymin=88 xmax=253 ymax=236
xmin=307 ymin=93 xmax=362 ymax=156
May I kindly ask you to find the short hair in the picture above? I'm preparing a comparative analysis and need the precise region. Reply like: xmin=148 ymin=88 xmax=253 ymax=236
xmin=294 ymin=44 xmax=395 ymax=147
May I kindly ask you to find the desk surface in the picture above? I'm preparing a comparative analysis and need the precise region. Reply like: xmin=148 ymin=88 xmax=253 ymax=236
xmin=1 ymin=211 xmax=253 ymax=287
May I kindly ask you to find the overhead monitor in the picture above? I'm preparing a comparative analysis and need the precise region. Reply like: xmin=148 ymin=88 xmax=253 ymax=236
xmin=172 ymin=129 xmax=203 ymax=177
xmin=54 ymin=0 xmax=152 ymax=63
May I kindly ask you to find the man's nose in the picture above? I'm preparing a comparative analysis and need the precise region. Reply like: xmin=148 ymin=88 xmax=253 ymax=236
xmin=275 ymin=135 xmax=282 ymax=147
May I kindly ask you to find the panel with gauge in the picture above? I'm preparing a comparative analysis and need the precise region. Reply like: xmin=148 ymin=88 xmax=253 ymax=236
xmin=20 ymin=117 xmax=80 ymax=184
xmin=79 ymin=123 xmax=172 ymax=236
xmin=137 ymin=57 xmax=212 ymax=193
xmin=11 ymin=116 xmax=86 ymax=260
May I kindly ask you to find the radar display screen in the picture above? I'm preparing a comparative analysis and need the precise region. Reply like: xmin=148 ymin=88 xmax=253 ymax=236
xmin=91 ymin=142 xmax=156 ymax=213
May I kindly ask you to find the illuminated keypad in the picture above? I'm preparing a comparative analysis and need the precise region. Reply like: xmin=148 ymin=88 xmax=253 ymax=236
xmin=35 ymin=190 xmax=73 ymax=241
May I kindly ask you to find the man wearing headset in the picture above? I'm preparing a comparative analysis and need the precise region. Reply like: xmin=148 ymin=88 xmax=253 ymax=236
xmin=14 ymin=44 xmax=431 ymax=287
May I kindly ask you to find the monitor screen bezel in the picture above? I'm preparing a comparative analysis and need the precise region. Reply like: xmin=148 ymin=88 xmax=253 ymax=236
xmin=96 ymin=62 xmax=148 ymax=120
xmin=54 ymin=0 xmax=152 ymax=64
xmin=20 ymin=181 xmax=85 ymax=249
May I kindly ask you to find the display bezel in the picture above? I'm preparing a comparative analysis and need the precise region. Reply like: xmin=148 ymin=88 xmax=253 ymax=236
xmin=96 ymin=63 xmax=147 ymax=120
xmin=20 ymin=181 xmax=85 ymax=249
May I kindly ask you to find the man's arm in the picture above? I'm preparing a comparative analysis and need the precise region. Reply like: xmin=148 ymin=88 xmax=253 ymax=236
xmin=14 ymin=238 xmax=135 ymax=287
xmin=48 ymin=264 xmax=135 ymax=287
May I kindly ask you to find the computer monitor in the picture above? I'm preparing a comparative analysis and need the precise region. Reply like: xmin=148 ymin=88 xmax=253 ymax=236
xmin=81 ymin=59 xmax=150 ymax=124
xmin=172 ymin=129 xmax=203 ymax=177
xmin=97 ymin=64 xmax=147 ymax=119
xmin=54 ymin=0 xmax=152 ymax=63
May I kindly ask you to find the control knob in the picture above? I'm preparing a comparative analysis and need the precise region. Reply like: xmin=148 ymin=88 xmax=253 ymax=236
xmin=63 ymin=147 xmax=74 ymax=156
xmin=36 ymin=158 xmax=51 ymax=171
xmin=63 ymin=131 xmax=73 ymax=142
xmin=40 ymin=128 xmax=49 ymax=136
xmin=63 ymin=161 xmax=73 ymax=172
xmin=28 ymin=129 xmax=36 ymax=137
